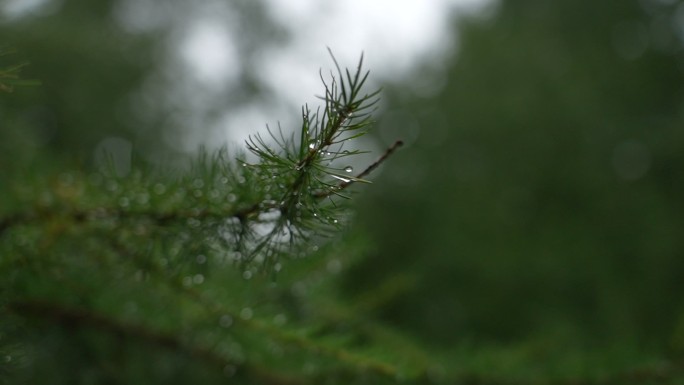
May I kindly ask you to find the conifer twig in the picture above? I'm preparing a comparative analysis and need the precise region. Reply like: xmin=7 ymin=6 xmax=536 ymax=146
xmin=0 ymin=51 xmax=401 ymax=271
xmin=314 ymin=140 xmax=403 ymax=199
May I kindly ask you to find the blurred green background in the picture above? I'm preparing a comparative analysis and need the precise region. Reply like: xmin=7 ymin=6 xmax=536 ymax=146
xmin=3 ymin=0 xmax=684 ymax=374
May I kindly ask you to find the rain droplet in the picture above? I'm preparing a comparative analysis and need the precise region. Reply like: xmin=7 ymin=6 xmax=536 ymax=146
xmin=196 ymin=255 xmax=207 ymax=264
xmin=227 ymin=193 xmax=237 ymax=203
xmin=153 ymin=183 xmax=166 ymax=194
xmin=291 ymin=281 xmax=307 ymax=296
xmin=327 ymin=259 xmax=342 ymax=274
xmin=242 ymin=271 xmax=253 ymax=280
xmin=273 ymin=314 xmax=287 ymax=326
xmin=192 ymin=274 xmax=204 ymax=284
xmin=219 ymin=314 xmax=233 ymax=328
xmin=240 ymin=307 xmax=253 ymax=320
xmin=308 ymin=143 xmax=316 ymax=150
xmin=223 ymin=364 xmax=237 ymax=377
xmin=270 ymin=343 xmax=284 ymax=357
xmin=303 ymin=362 xmax=317 ymax=374
xmin=86 ymin=174 xmax=103 ymax=188
xmin=344 ymin=166 xmax=353 ymax=173
xmin=134 ymin=269 xmax=145 ymax=281
xmin=59 ymin=172 xmax=74 ymax=185
xmin=106 ymin=180 xmax=119 ymax=192
xmin=331 ymin=174 xmax=350 ymax=183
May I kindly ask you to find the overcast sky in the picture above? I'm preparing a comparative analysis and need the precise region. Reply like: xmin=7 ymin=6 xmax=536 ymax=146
xmin=2 ymin=0 xmax=494 ymax=150
xmin=177 ymin=0 xmax=493 ymax=147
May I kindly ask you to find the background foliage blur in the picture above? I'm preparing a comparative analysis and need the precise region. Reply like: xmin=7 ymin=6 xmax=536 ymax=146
xmin=3 ymin=0 xmax=684 ymax=382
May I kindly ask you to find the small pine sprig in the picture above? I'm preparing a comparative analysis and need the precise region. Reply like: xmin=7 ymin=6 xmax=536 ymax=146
xmin=0 ymin=50 xmax=400 ymax=275
xmin=0 ymin=47 xmax=40 ymax=92
xmin=235 ymin=50 xmax=401 ymax=270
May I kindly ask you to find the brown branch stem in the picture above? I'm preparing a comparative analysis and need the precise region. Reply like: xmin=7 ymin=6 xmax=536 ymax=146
xmin=314 ymin=139 xmax=403 ymax=199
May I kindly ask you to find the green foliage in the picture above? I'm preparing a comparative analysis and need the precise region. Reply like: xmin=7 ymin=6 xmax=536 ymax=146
xmin=0 ymin=54 xmax=429 ymax=385
xmin=238 ymin=51 xmax=385 ymax=270
xmin=0 ymin=48 xmax=39 ymax=92
xmin=4 ymin=1 xmax=684 ymax=384
xmin=350 ymin=0 xmax=684 ymax=382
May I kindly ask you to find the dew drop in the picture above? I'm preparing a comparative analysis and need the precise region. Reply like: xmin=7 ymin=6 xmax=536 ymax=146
xmin=134 ymin=269 xmax=145 ymax=281
xmin=106 ymin=180 xmax=119 ymax=192
xmin=219 ymin=314 xmax=233 ymax=328
xmin=308 ymin=143 xmax=316 ymax=150
xmin=152 ymin=183 xmax=165 ymax=195
xmin=326 ymin=259 xmax=342 ymax=274
xmin=270 ymin=343 xmax=284 ymax=357
xmin=223 ymin=364 xmax=237 ymax=377
xmin=136 ymin=192 xmax=150 ymax=205
xmin=344 ymin=166 xmax=353 ymax=173
xmin=85 ymin=171 xmax=101 ymax=185
xmin=273 ymin=313 xmax=287 ymax=326
xmin=242 ymin=271 xmax=253 ymax=280
xmin=331 ymin=174 xmax=351 ymax=183
xmin=240 ymin=307 xmax=253 ymax=320
xmin=192 ymin=274 xmax=204 ymax=284
xmin=303 ymin=362 xmax=317 ymax=374
xmin=58 ymin=172 xmax=74 ymax=186
xmin=227 ymin=193 xmax=237 ymax=203
xmin=291 ymin=281 xmax=307 ymax=296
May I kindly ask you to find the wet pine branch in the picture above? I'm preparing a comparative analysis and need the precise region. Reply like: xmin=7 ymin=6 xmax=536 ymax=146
xmin=0 ymin=52 xmax=423 ymax=383
xmin=0 ymin=47 xmax=40 ymax=92
xmin=0 ymin=52 xmax=399 ymax=273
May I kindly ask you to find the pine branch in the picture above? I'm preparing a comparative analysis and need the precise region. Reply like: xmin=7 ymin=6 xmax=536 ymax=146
xmin=234 ymin=50 xmax=398 ymax=268
xmin=0 ymin=47 xmax=40 ymax=92
xmin=0 ymin=51 xmax=419 ymax=385
xmin=0 ymin=51 xmax=401 ymax=272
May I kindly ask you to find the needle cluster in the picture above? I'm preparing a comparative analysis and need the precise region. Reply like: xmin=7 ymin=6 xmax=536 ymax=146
xmin=234 ymin=50 xmax=399 ymax=270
